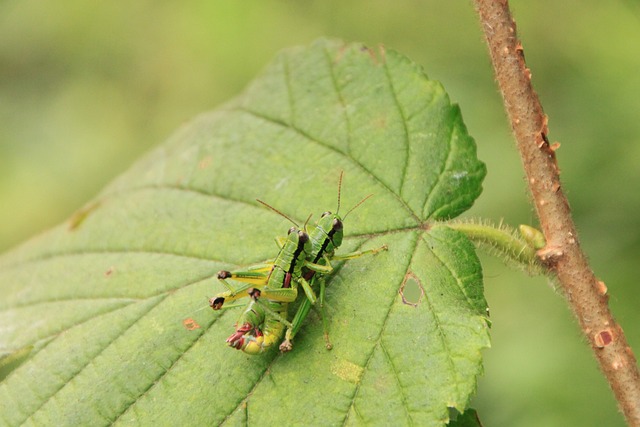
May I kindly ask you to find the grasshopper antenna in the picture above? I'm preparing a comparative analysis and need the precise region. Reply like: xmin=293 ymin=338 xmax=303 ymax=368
xmin=343 ymin=194 xmax=373 ymax=221
xmin=335 ymin=171 xmax=344 ymax=215
xmin=256 ymin=199 xmax=300 ymax=227
xmin=302 ymin=213 xmax=313 ymax=233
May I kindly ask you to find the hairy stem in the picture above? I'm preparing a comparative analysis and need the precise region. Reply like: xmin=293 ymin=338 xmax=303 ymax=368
xmin=447 ymin=221 xmax=543 ymax=274
xmin=473 ymin=0 xmax=640 ymax=424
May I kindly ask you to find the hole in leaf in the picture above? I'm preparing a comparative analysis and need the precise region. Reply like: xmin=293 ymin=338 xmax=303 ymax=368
xmin=399 ymin=271 xmax=424 ymax=307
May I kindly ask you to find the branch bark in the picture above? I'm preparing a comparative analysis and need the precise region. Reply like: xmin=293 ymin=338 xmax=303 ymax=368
xmin=473 ymin=0 xmax=640 ymax=424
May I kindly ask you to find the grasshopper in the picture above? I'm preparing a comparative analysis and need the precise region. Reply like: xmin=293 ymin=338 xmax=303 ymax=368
xmin=211 ymin=218 xmax=331 ymax=354
xmin=210 ymin=173 xmax=387 ymax=353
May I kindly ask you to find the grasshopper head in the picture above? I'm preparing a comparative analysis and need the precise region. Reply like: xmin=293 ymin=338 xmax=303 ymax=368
xmin=313 ymin=211 xmax=344 ymax=255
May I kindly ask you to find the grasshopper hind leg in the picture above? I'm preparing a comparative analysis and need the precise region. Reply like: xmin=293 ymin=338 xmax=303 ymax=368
xmin=279 ymin=275 xmax=332 ymax=352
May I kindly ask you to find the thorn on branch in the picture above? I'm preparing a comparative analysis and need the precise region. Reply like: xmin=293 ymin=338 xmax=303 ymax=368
xmin=537 ymin=131 xmax=550 ymax=149
xmin=596 ymin=280 xmax=609 ymax=299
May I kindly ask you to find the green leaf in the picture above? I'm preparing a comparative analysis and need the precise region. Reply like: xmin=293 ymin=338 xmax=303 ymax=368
xmin=449 ymin=408 xmax=483 ymax=427
xmin=0 ymin=39 xmax=489 ymax=426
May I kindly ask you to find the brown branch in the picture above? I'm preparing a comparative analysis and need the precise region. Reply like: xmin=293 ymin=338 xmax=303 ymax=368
xmin=473 ymin=0 xmax=640 ymax=424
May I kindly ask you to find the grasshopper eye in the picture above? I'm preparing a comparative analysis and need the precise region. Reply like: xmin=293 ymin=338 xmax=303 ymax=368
xmin=333 ymin=218 xmax=343 ymax=231
xmin=288 ymin=227 xmax=297 ymax=234
xmin=321 ymin=211 xmax=332 ymax=218
xmin=298 ymin=231 xmax=309 ymax=243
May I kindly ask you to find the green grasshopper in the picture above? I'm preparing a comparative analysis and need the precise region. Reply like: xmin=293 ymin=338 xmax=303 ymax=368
xmin=211 ymin=173 xmax=387 ymax=353
xmin=278 ymin=174 xmax=387 ymax=351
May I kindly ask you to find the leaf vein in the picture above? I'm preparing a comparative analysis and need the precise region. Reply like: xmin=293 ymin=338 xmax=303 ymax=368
xmin=424 ymin=232 xmax=480 ymax=312
xmin=380 ymin=339 xmax=414 ymax=425
xmin=20 ymin=296 xmax=166 ymax=425
xmin=112 ymin=307 xmax=221 ymax=425
xmin=382 ymin=54 xmax=411 ymax=199
xmin=235 ymin=107 xmax=421 ymax=224
xmin=2 ymin=267 xmax=218 ymax=311
xmin=323 ymin=45 xmax=353 ymax=156
xmin=422 ymin=114 xmax=455 ymax=220
xmin=342 ymin=231 xmax=419 ymax=426
xmin=418 ymin=266 xmax=462 ymax=400
xmin=220 ymin=352 xmax=280 ymax=425
xmin=428 ymin=167 xmax=486 ymax=219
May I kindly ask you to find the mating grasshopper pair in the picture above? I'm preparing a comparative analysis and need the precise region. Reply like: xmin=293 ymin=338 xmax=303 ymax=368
xmin=209 ymin=174 xmax=387 ymax=354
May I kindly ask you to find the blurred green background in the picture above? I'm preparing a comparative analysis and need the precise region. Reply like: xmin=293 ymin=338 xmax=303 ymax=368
xmin=1 ymin=1 xmax=639 ymax=425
